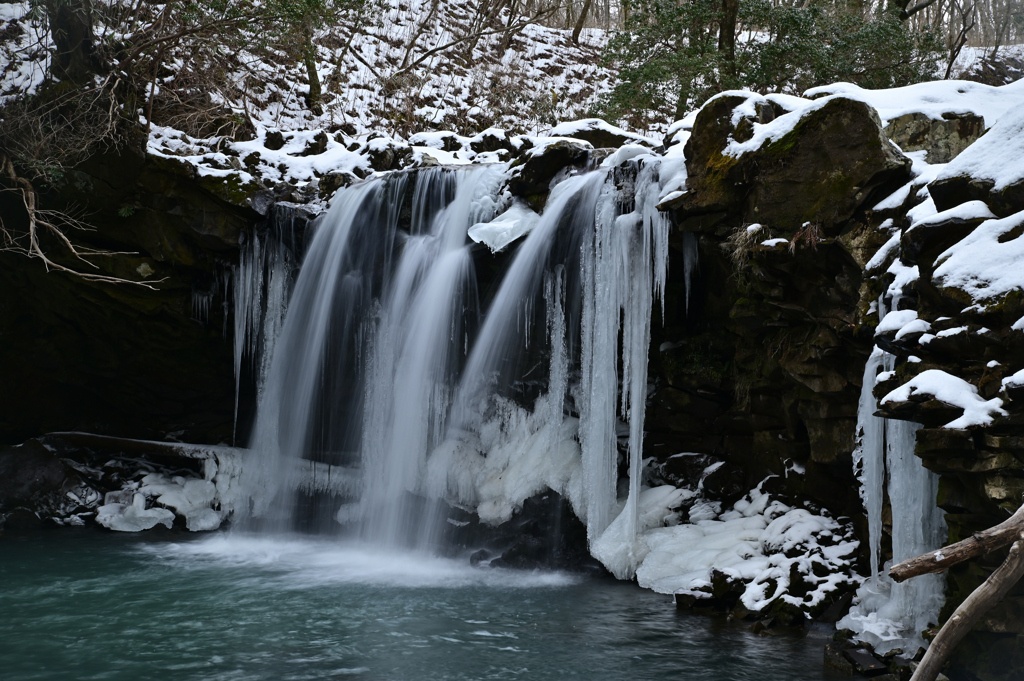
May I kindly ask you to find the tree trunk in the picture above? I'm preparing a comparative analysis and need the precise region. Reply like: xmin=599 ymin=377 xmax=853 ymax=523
xmin=718 ymin=0 xmax=739 ymax=63
xmin=45 ymin=0 xmax=98 ymax=84
xmin=572 ymin=0 xmax=593 ymax=43
xmin=303 ymin=33 xmax=323 ymax=115
xmin=890 ymin=502 xmax=1024 ymax=582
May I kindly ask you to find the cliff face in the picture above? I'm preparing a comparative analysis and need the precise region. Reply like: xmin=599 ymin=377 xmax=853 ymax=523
xmin=3 ymin=80 xmax=1024 ymax=679
xmin=0 ymin=149 xmax=258 ymax=445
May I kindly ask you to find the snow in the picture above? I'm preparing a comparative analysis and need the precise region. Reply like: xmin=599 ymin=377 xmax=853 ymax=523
xmin=634 ymin=485 xmax=858 ymax=613
xmin=895 ymin=319 xmax=931 ymax=341
xmin=1002 ymin=368 xmax=1024 ymax=391
xmin=591 ymin=485 xmax=693 ymax=579
xmin=933 ymin=210 xmax=1024 ymax=304
xmin=722 ymin=95 xmax=832 ymax=158
xmin=865 ymin=233 xmax=901 ymax=273
xmin=805 ymin=79 xmax=1024 ymax=128
xmin=548 ymin=119 xmax=656 ymax=147
xmin=881 ymin=369 xmax=1007 ymax=429
xmin=426 ymin=397 xmax=586 ymax=527
xmin=875 ymin=308 xmax=920 ymax=336
xmin=601 ymin=144 xmax=654 ymax=168
xmin=936 ymin=105 xmax=1024 ymax=193
xmin=908 ymin=200 xmax=995 ymax=231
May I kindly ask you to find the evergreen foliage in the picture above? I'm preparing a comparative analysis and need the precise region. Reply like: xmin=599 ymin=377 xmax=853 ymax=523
xmin=597 ymin=0 xmax=942 ymax=127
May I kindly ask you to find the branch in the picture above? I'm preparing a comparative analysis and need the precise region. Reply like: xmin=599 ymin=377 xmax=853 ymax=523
xmin=389 ymin=8 xmax=556 ymax=78
xmin=0 ymin=156 xmax=163 ymax=289
xmin=890 ymin=502 xmax=1024 ymax=582
xmin=910 ymin=534 xmax=1024 ymax=681
xmin=899 ymin=0 xmax=941 ymax=21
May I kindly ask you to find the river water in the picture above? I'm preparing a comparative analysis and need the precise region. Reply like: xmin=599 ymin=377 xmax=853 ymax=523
xmin=1 ymin=531 xmax=841 ymax=681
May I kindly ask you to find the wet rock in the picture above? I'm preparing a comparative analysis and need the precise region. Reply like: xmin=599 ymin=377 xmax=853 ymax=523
xmin=824 ymin=641 xmax=855 ymax=674
xmin=844 ymin=647 xmax=888 ymax=675
xmin=508 ymin=140 xmax=590 ymax=211
xmin=0 ymin=440 xmax=70 ymax=509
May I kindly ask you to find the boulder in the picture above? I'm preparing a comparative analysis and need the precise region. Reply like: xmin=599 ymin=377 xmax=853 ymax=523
xmin=669 ymin=95 xmax=912 ymax=238
xmin=507 ymin=139 xmax=590 ymax=211
xmin=885 ymin=112 xmax=985 ymax=163
xmin=0 ymin=440 xmax=70 ymax=509
xmin=745 ymin=97 xmax=911 ymax=235
xmin=547 ymin=118 xmax=655 ymax=150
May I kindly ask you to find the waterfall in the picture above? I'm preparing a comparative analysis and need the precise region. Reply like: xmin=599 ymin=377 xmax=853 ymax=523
xmin=237 ymin=158 xmax=669 ymax=571
xmin=840 ymin=338 xmax=947 ymax=653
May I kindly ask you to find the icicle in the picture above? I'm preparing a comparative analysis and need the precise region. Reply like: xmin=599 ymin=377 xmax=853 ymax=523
xmin=544 ymin=265 xmax=568 ymax=465
xmin=839 ymin=303 xmax=947 ymax=652
xmin=854 ymin=347 xmax=886 ymax=581
xmin=682 ymin=232 xmax=698 ymax=315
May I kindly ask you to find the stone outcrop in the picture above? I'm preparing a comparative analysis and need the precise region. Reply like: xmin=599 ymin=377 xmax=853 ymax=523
xmin=0 ymin=147 xmax=281 ymax=446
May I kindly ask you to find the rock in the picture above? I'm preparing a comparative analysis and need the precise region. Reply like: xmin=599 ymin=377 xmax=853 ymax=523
xmin=929 ymin=107 xmax=1024 ymax=217
xmin=746 ymin=98 xmax=911 ymax=235
xmin=507 ymin=140 xmax=590 ymax=211
xmin=318 ymin=172 xmax=351 ymax=199
xmin=547 ymin=118 xmax=655 ymax=149
xmin=844 ymin=647 xmax=888 ymax=675
xmin=900 ymin=209 xmax=990 ymax=266
xmin=0 ymin=440 xmax=70 ymax=509
xmin=670 ymin=94 xmax=755 ymax=215
xmin=670 ymin=95 xmax=911 ymax=239
xmin=301 ymin=131 xmax=329 ymax=156
xmin=469 ymin=549 xmax=492 ymax=566
xmin=701 ymin=462 xmax=747 ymax=506
xmin=468 ymin=128 xmax=513 ymax=154
xmin=825 ymin=641 xmax=856 ymax=674
xmin=884 ymin=112 xmax=985 ymax=163
xmin=264 ymin=130 xmax=286 ymax=151
xmin=364 ymin=138 xmax=413 ymax=172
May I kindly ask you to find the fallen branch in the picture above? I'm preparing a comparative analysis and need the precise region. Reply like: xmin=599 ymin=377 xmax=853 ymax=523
xmin=910 ymin=533 xmax=1024 ymax=681
xmin=890 ymin=502 xmax=1024 ymax=583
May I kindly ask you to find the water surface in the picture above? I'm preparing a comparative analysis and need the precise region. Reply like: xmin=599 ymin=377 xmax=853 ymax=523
xmin=1 ymin=531 xmax=840 ymax=681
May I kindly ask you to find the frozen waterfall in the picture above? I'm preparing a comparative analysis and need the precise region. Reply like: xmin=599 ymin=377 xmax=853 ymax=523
xmin=840 ymin=341 xmax=947 ymax=654
xmin=235 ymin=158 xmax=673 ymax=571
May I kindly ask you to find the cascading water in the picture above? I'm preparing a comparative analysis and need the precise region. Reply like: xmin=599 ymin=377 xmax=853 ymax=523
xmin=237 ymin=155 xmax=673 ymax=574
xmin=840 ymin=319 xmax=947 ymax=652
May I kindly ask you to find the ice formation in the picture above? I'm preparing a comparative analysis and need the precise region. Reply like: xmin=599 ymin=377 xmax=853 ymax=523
xmin=840 ymin=336 xmax=947 ymax=653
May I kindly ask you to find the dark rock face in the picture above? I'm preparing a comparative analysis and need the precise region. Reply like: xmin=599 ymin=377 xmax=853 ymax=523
xmin=508 ymin=140 xmax=590 ymax=211
xmin=444 ymin=492 xmax=606 ymax=574
xmin=0 ymin=149 xmax=263 ymax=445
xmin=0 ymin=440 xmax=71 ymax=510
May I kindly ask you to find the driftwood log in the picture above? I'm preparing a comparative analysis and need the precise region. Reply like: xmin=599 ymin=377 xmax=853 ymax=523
xmin=887 ymin=501 xmax=1024 ymax=681
xmin=889 ymin=503 xmax=1024 ymax=583
xmin=910 ymin=533 xmax=1024 ymax=681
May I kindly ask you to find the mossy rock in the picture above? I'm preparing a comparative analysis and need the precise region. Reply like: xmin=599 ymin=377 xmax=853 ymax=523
xmin=746 ymin=98 xmax=912 ymax=236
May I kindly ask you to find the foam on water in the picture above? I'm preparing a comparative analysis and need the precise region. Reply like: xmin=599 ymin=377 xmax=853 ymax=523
xmin=140 ymin=535 xmax=581 ymax=589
